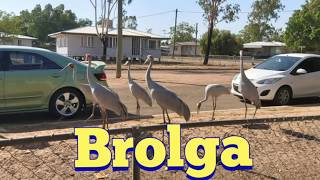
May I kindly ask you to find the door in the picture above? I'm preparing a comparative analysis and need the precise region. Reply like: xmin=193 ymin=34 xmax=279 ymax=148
xmin=291 ymin=57 xmax=320 ymax=97
xmin=0 ymin=52 xmax=4 ymax=110
xmin=4 ymin=51 xmax=64 ymax=110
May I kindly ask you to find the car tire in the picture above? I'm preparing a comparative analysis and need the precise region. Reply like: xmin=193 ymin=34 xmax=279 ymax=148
xmin=273 ymin=86 xmax=292 ymax=106
xmin=49 ymin=88 xmax=85 ymax=118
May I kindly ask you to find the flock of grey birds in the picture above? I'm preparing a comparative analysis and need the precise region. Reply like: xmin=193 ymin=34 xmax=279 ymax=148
xmin=68 ymin=52 xmax=261 ymax=130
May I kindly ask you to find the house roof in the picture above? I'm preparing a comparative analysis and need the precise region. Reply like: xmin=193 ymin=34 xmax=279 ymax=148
xmin=0 ymin=32 xmax=37 ymax=40
xmin=48 ymin=26 xmax=169 ymax=39
xmin=176 ymin=41 xmax=200 ymax=46
xmin=243 ymin=41 xmax=286 ymax=49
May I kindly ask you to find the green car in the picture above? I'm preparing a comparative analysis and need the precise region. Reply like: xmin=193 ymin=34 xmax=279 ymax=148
xmin=0 ymin=46 xmax=107 ymax=117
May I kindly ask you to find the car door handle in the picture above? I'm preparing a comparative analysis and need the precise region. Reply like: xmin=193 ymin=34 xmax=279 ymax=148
xmin=51 ymin=73 xmax=61 ymax=78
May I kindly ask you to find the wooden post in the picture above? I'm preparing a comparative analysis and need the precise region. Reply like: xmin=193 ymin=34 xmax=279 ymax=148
xmin=172 ymin=9 xmax=178 ymax=58
xmin=132 ymin=127 xmax=141 ymax=180
xmin=116 ymin=0 xmax=123 ymax=78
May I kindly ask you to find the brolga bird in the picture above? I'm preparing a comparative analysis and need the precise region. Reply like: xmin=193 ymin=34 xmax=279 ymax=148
xmin=239 ymin=50 xmax=261 ymax=119
xmin=145 ymin=55 xmax=190 ymax=132
xmin=71 ymin=63 xmax=99 ymax=121
xmin=86 ymin=54 xmax=128 ymax=129
xmin=126 ymin=61 xmax=152 ymax=118
xmin=197 ymin=84 xmax=230 ymax=120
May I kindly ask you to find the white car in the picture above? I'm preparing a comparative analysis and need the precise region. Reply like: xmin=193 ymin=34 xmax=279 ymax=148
xmin=231 ymin=54 xmax=320 ymax=105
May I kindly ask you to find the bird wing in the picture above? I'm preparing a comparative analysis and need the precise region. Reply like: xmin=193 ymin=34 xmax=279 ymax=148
xmin=152 ymin=87 xmax=190 ymax=121
xmin=92 ymin=85 xmax=127 ymax=115
xmin=240 ymin=78 xmax=260 ymax=106
xmin=130 ymin=81 xmax=152 ymax=107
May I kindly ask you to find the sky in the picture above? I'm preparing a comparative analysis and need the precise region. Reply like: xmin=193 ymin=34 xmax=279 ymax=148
xmin=1 ymin=0 xmax=306 ymax=37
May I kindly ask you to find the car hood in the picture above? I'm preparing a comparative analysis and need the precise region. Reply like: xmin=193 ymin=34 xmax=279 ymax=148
xmin=234 ymin=68 xmax=286 ymax=83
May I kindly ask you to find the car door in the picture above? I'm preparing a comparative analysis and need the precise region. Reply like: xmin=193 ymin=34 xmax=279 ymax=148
xmin=290 ymin=57 xmax=320 ymax=97
xmin=0 ymin=51 xmax=4 ymax=110
xmin=4 ymin=51 xmax=65 ymax=110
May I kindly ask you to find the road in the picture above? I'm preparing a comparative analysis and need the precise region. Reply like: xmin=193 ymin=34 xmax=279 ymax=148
xmin=0 ymin=68 xmax=318 ymax=125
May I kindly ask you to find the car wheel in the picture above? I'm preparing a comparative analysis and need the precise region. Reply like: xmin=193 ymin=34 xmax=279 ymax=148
xmin=273 ymin=86 xmax=292 ymax=106
xmin=49 ymin=88 xmax=84 ymax=118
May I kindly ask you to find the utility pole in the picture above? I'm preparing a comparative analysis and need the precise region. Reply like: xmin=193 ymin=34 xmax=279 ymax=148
xmin=195 ymin=23 xmax=198 ymax=57
xmin=172 ymin=9 xmax=178 ymax=58
xmin=116 ymin=0 xmax=123 ymax=78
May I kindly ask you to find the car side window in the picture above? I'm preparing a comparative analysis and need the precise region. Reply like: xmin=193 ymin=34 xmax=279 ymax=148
xmin=0 ymin=52 xmax=4 ymax=71
xmin=8 ymin=52 xmax=61 ymax=71
xmin=294 ymin=58 xmax=320 ymax=74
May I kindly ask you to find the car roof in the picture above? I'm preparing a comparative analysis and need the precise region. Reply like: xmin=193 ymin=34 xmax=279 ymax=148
xmin=0 ymin=45 xmax=51 ymax=53
xmin=277 ymin=53 xmax=320 ymax=58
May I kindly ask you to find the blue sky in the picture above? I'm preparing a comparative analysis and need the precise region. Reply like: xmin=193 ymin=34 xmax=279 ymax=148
xmin=1 ymin=0 xmax=306 ymax=37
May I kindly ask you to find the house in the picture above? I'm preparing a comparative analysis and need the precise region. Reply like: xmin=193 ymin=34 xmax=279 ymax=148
xmin=0 ymin=33 xmax=37 ymax=47
xmin=170 ymin=42 xmax=201 ymax=57
xmin=243 ymin=41 xmax=286 ymax=58
xmin=48 ymin=26 xmax=169 ymax=60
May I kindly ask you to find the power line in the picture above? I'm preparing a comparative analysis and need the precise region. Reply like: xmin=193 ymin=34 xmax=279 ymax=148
xmin=137 ymin=10 xmax=175 ymax=19
xmin=178 ymin=9 xmax=297 ymax=14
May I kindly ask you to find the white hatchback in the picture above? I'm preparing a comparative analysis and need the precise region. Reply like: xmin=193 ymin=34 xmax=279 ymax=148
xmin=231 ymin=54 xmax=320 ymax=105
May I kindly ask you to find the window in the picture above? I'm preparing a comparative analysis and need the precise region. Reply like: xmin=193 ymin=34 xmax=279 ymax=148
xmin=87 ymin=36 xmax=94 ymax=48
xmin=81 ymin=36 xmax=85 ymax=47
xmin=8 ymin=52 xmax=61 ymax=71
xmin=107 ymin=37 xmax=117 ymax=48
xmin=18 ymin=40 xmax=22 ymax=46
xmin=293 ymin=58 xmax=320 ymax=74
xmin=255 ymin=56 xmax=301 ymax=71
xmin=0 ymin=52 xmax=4 ymax=71
xmin=148 ymin=40 xmax=157 ymax=50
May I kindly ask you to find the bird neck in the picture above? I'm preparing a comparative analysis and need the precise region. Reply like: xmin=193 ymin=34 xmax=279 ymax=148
xmin=146 ymin=60 xmax=153 ymax=89
xmin=87 ymin=59 xmax=95 ymax=87
xmin=240 ymin=57 xmax=246 ymax=77
xmin=128 ymin=63 xmax=133 ymax=83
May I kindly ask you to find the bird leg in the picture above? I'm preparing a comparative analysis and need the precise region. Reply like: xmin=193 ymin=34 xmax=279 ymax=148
xmin=212 ymin=97 xmax=217 ymax=120
xmin=86 ymin=103 xmax=96 ymax=122
xmin=165 ymin=110 xmax=171 ymax=124
xmin=136 ymin=100 xmax=140 ymax=119
xmin=253 ymin=107 xmax=258 ymax=119
xmin=101 ymin=110 xmax=108 ymax=130
xmin=243 ymin=97 xmax=248 ymax=119
xmin=162 ymin=110 xmax=166 ymax=142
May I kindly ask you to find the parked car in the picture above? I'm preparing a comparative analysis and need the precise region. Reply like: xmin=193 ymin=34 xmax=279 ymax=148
xmin=0 ymin=46 xmax=107 ymax=117
xmin=231 ymin=53 xmax=320 ymax=105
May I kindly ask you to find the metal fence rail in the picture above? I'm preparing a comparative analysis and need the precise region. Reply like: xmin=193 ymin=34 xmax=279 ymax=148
xmin=0 ymin=115 xmax=320 ymax=180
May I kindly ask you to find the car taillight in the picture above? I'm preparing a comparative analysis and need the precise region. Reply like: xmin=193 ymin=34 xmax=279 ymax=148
xmin=94 ymin=73 xmax=107 ymax=81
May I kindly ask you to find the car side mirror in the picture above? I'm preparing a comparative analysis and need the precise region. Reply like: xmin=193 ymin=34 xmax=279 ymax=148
xmin=296 ymin=68 xmax=307 ymax=75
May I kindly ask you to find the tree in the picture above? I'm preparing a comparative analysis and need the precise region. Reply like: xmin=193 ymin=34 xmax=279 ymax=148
xmin=0 ymin=11 xmax=21 ymax=43
xmin=18 ymin=4 xmax=88 ymax=44
xmin=122 ymin=9 xmax=138 ymax=29
xmin=89 ymin=0 xmax=133 ymax=62
xmin=200 ymin=29 xmax=241 ymax=55
xmin=240 ymin=0 xmax=284 ymax=42
xmin=197 ymin=0 xmax=240 ymax=65
xmin=284 ymin=0 xmax=320 ymax=52
xmin=78 ymin=18 xmax=93 ymax=27
xmin=169 ymin=22 xmax=195 ymax=42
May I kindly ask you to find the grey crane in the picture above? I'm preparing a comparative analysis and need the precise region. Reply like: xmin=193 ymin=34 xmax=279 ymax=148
xmin=145 ymin=55 xmax=190 ymax=127
xmin=86 ymin=55 xmax=128 ymax=129
xmin=126 ymin=61 xmax=152 ymax=118
xmin=197 ymin=84 xmax=230 ymax=120
xmin=239 ymin=50 xmax=261 ymax=119
xmin=71 ymin=63 xmax=99 ymax=121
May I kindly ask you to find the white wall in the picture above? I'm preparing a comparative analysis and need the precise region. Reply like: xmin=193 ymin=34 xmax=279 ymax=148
xmin=55 ymin=34 xmax=162 ymax=59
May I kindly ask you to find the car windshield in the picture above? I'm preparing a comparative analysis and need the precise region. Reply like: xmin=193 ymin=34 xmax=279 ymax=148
xmin=254 ymin=56 xmax=301 ymax=71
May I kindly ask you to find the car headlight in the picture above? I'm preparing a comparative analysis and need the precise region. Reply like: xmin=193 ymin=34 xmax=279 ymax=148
xmin=233 ymin=74 xmax=240 ymax=81
xmin=257 ymin=78 xmax=282 ymax=84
